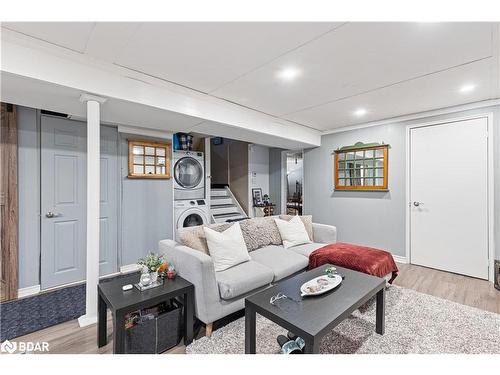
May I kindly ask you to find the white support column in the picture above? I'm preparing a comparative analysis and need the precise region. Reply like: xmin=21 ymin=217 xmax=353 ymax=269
xmin=78 ymin=93 xmax=107 ymax=328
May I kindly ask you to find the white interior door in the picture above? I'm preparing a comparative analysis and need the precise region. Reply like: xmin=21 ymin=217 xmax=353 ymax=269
xmin=41 ymin=116 xmax=87 ymax=289
xmin=410 ymin=117 xmax=489 ymax=279
xmin=41 ymin=116 xmax=119 ymax=289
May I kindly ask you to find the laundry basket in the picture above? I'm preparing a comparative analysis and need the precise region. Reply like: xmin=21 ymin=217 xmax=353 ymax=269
xmin=124 ymin=299 xmax=183 ymax=354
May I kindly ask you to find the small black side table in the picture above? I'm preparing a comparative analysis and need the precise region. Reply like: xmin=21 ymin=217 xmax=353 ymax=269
xmin=97 ymin=273 xmax=194 ymax=354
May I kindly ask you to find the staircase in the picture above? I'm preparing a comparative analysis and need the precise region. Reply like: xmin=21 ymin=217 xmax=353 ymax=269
xmin=210 ymin=186 xmax=247 ymax=223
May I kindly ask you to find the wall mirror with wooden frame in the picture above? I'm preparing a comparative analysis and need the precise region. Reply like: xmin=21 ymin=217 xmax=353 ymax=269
xmin=333 ymin=142 xmax=389 ymax=191
xmin=128 ymin=139 xmax=171 ymax=179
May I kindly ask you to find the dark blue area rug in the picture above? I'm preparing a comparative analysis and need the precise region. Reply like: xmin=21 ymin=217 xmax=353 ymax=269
xmin=0 ymin=272 xmax=139 ymax=341
xmin=0 ymin=284 xmax=86 ymax=341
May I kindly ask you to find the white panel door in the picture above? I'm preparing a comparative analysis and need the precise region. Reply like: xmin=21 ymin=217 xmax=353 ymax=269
xmin=41 ymin=116 xmax=87 ymax=289
xmin=410 ymin=117 xmax=489 ymax=279
xmin=41 ymin=116 xmax=118 ymax=289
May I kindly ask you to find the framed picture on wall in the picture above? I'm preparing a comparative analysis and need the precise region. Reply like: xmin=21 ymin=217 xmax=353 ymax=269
xmin=252 ymin=188 xmax=263 ymax=206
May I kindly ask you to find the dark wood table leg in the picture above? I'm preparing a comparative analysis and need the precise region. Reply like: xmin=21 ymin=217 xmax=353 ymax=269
xmin=376 ymin=287 xmax=385 ymax=335
xmin=303 ymin=335 xmax=320 ymax=354
xmin=113 ymin=311 xmax=125 ymax=354
xmin=245 ymin=302 xmax=256 ymax=354
xmin=97 ymin=293 xmax=107 ymax=347
xmin=184 ymin=289 xmax=194 ymax=345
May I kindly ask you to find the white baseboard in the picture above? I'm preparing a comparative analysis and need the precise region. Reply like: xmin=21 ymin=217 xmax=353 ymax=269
xmin=120 ymin=263 xmax=141 ymax=273
xmin=77 ymin=314 xmax=97 ymax=328
xmin=17 ymin=285 xmax=41 ymax=298
xmin=392 ymin=255 xmax=408 ymax=264
xmin=16 ymin=266 xmax=138 ymax=300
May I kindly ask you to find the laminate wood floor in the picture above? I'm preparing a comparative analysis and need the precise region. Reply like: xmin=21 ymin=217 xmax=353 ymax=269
xmin=10 ymin=263 xmax=500 ymax=354
xmin=393 ymin=263 xmax=500 ymax=314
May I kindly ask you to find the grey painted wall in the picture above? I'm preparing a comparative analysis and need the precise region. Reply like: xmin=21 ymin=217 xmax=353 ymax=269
xmin=269 ymin=148 xmax=283 ymax=211
xmin=119 ymin=133 xmax=174 ymax=266
xmin=17 ymin=106 xmax=40 ymax=288
xmin=304 ymin=105 xmax=500 ymax=260
xmin=210 ymin=141 xmax=229 ymax=185
xmin=17 ymin=107 xmax=174 ymax=288
xmin=304 ymin=122 xmax=406 ymax=256
xmin=228 ymin=140 xmax=250 ymax=215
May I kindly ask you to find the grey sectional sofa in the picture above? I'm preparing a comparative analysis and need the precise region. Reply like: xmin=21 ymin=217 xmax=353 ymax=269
xmin=158 ymin=221 xmax=337 ymax=336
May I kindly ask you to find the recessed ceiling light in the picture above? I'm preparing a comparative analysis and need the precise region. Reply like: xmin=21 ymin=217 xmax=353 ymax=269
xmin=353 ymin=108 xmax=368 ymax=117
xmin=459 ymin=83 xmax=476 ymax=93
xmin=276 ymin=67 xmax=302 ymax=82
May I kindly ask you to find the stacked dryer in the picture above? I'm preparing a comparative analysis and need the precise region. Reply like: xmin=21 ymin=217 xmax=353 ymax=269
xmin=173 ymin=150 xmax=210 ymax=232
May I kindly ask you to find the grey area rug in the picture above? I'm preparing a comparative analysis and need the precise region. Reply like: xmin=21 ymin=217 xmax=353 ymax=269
xmin=186 ymin=286 xmax=500 ymax=354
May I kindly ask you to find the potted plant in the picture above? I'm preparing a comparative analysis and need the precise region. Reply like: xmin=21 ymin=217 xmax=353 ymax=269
xmin=138 ymin=253 xmax=165 ymax=283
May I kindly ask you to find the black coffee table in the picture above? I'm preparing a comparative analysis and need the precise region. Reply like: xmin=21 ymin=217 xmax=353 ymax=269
xmin=97 ymin=273 xmax=194 ymax=354
xmin=245 ymin=264 xmax=386 ymax=354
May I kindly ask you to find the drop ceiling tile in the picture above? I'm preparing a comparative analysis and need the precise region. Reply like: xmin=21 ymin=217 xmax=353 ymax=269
xmin=85 ymin=22 xmax=141 ymax=61
xmin=284 ymin=58 xmax=495 ymax=131
xmin=112 ymin=22 xmax=340 ymax=92
xmin=2 ymin=22 xmax=96 ymax=52
xmin=212 ymin=22 xmax=494 ymax=117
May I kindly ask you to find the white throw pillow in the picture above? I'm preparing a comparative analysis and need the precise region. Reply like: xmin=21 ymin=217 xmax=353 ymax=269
xmin=203 ymin=222 xmax=251 ymax=272
xmin=274 ymin=215 xmax=312 ymax=249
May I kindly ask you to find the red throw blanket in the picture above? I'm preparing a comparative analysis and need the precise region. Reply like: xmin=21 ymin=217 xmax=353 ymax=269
xmin=309 ymin=242 xmax=399 ymax=284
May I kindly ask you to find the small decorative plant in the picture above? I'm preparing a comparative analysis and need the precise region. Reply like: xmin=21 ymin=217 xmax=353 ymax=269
xmin=138 ymin=253 xmax=165 ymax=274
xmin=325 ymin=266 xmax=337 ymax=278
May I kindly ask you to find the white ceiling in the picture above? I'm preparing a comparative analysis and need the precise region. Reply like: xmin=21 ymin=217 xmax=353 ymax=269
xmin=1 ymin=72 xmax=319 ymax=149
xmin=0 ymin=72 xmax=205 ymax=131
xmin=2 ymin=22 xmax=97 ymax=52
xmin=287 ymin=57 xmax=496 ymax=128
xmin=2 ymin=22 xmax=499 ymax=131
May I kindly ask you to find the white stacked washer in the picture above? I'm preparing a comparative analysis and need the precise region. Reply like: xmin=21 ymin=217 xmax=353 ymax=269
xmin=173 ymin=150 xmax=210 ymax=236
xmin=174 ymin=199 xmax=210 ymax=237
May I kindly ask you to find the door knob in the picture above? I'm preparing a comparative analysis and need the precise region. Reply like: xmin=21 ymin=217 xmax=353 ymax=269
xmin=45 ymin=211 xmax=60 ymax=218
xmin=413 ymin=202 xmax=424 ymax=207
